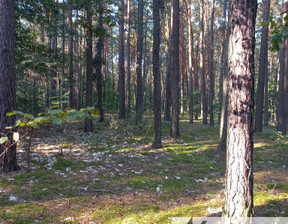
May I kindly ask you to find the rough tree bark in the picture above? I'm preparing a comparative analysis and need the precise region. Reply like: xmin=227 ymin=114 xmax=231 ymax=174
xmin=0 ymin=0 xmax=19 ymax=173
xmin=224 ymin=0 xmax=257 ymax=218
xmin=255 ymin=0 xmax=271 ymax=132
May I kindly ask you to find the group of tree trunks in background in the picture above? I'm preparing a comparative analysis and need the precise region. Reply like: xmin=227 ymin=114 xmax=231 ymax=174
xmin=1 ymin=0 xmax=288 ymax=219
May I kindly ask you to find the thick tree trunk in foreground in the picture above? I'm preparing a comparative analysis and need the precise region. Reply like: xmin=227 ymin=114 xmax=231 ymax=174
xmin=84 ymin=0 xmax=93 ymax=132
xmin=0 ymin=0 xmax=19 ymax=173
xmin=255 ymin=0 xmax=271 ymax=132
xmin=170 ymin=0 xmax=180 ymax=138
xmin=224 ymin=0 xmax=257 ymax=218
xmin=153 ymin=0 xmax=161 ymax=148
xmin=118 ymin=0 xmax=126 ymax=119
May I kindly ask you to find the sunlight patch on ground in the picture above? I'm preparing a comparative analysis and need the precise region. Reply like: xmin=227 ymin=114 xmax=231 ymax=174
xmin=254 ymin=142 xmax=274 ymax=149
xmin=254 ymin=192 xmax=288 ymax=207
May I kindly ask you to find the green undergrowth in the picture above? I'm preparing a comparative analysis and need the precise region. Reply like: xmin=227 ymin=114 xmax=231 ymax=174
xmin=1 ymin=116 xmax=288 ymax=223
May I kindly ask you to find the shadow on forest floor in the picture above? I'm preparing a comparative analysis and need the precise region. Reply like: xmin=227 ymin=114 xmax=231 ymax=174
xmin=0 ymin=114 xmax=288 ymax=223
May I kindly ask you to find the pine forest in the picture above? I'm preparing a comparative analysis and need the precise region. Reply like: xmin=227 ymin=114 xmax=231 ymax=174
xmin=0 ymin=0 xmax=288 ymax=223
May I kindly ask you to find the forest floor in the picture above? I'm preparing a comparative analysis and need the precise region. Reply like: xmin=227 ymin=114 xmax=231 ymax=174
xmin=0 ymin=113 xmax=288 ymax=223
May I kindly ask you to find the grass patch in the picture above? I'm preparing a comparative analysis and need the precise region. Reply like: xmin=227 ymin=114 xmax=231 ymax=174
xmin=0 ymin=202 xmax=48 ymax=223
xmin=53 ymin=157 xmax=77 ymax=171
xmin=254 ymin=192 xmax=288 ymax=216
xmin=88 ymin=199 xmax=220 ymax=224
xmin=0 ymin=177 xmax=9 ymax=187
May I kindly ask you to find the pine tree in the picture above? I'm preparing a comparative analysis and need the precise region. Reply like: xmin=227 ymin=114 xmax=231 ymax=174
xmin=0 ymin=0 xmax=19 ymax=172
xmin=224 ymin=0 xmax=257 ymax=218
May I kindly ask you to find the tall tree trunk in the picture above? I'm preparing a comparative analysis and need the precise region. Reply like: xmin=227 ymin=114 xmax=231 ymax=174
xmin=136 ymin=0 xmax=144 ymax=126
xmin=96 ymin=3 xmax=105 ymax=122
xmin=142 ymin=20 xmax=149 ymax=112
xmin=75 ymin=9 xmax=82 ymax=110
xmin=68 ymin=0 xmax=74 ymax=108
xmin=84 ymin=0 xmax=93 ymax=132
xmin=102 ymin=5 xmax=109 ymax=102
xmin=126 ymin=0 xmax=131 ymax=117
xmin=284 ymin=0 xmax=288 ymax=135
xmin=79 ymin=17 xmax=84 ymax=109
xmin=218 ymin=0 xmax=230 ymax=151
xmin=111 ymin=32 xmax=116 ymax=111
xmin=170 ymin=0 xmax=180 ymax=137
xmin=179 ymin=11 xmax=185 ymax=116
xmin=200 ymin=0 xmax=207 ymax=125
xmin=61 ymin=5 xmax=66 ymax=108
xmin=0 ymin=0 xmax=19 ymax=173
xmin=194 ymin=38 xmax=200 ymax=120
xmin=277 ymin=1 xmax=288 ymax=134
xmin=277 ymin=42 xmax=285 ymax=132
xmin=218 ymin=0 xmax=228 ymax=124
xmin=118 ymin=0 xmax=126 ymax=119
xmin=164 ymin=4 xmax=173 ymax=122
xmin=264 ymin=56 xmax=269 ymax=126
xmin=153 ymin=0 xmax=161 ymax=148
xmin=50 ymin=0 xmax=58 ymax=106
xmin=194 ymin=38 xmax=200 ymax=91
xmin=209 ymin=0 xmax=215 ymax=126
xmin=186 ymin=0 xmax=194 ymax=124
xmin=224 ymin=0 xmax=257 ymax=218
xmin=255 ymin=0 xmax=271 ymax=132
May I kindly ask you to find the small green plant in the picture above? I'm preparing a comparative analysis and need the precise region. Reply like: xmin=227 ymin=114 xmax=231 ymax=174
xmin=0 ymin=96 xmax=100 ymax=172
xmin=0 ymin=106 xmax=100 ymax=143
